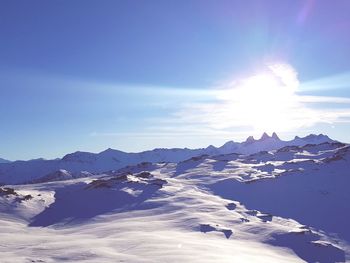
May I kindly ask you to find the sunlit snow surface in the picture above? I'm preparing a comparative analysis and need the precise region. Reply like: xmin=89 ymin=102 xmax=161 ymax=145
xmin=1 ymin=142 xmax=349 ymax=262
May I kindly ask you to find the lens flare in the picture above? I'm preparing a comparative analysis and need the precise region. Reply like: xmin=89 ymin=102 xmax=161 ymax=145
xmin=215 ymin=63 xmax=312 ymax=133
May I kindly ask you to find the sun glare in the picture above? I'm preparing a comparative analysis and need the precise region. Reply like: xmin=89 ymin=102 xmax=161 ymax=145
xmin=217 ymin=63 xmax=304 ymax=133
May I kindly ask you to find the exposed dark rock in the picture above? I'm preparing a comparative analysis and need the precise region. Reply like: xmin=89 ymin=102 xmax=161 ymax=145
xmin=0 ymin=187 xmax=18 ymax=196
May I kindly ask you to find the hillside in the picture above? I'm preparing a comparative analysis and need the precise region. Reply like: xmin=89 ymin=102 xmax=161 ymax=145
xmin=0 ymin=136 xmax=349 ymax=262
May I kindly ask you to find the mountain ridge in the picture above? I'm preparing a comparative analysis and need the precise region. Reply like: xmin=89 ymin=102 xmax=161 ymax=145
xmin=0 ymin=133 xmax=337 ymax=184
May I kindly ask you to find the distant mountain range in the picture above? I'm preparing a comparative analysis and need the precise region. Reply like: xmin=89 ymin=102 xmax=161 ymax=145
xmin=0 ymin=133 xmax=336 ymax=184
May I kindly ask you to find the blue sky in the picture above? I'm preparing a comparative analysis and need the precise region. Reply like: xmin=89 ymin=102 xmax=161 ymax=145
xmin=1 ymin=0 xmax=350 ymax=160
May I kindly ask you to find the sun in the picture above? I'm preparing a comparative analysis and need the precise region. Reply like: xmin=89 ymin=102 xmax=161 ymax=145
xmin=216 ymin=63 xmax=302 ymax=134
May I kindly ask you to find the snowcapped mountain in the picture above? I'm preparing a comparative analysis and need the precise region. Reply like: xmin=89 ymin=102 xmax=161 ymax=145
xmin=216 ymin=132 xmax=334 ymax=154
xmin=0 ymin=136 xmax=349 ymax=262
xmin=28 ymin=169 xmax=93 ymax=184
xmin=0 ymin=133 xmax=336 ymax=184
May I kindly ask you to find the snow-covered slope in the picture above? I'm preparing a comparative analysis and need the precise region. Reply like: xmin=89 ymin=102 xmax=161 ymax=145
xmin=0 ymin=157 xmax=10 ymax=164
xmin=0 ymin=133 xmax=335 ymax=184
xmin=0 ymin=139 xmax=349 ymax=262
xmin=28 ymin=170 xmax=93 ymax=184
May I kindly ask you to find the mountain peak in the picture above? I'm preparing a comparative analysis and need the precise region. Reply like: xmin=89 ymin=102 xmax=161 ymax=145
xmin=206 ymin=145 xmax=216 ymax=150
xmin=99 ymin=148 xmax=125 ymax=156
xmin=271 ymin=132 xmax=280 ymax=140
xmin=303 ymin=134 xmax=332 ymax=142
xmin=245 ymin=136 xmax=255 ymax=143
xmin=290 ymin=134 xmax=334 ymax=145
xmin=100 ymin=148 xmax=115 ymax=154
xmin=260 ymin=132 xmax=271 ymax=141
xmin=222 ymin=140 xmax=235 ymax=146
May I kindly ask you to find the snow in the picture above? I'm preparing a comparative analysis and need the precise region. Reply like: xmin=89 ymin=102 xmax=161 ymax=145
xmin=0 ymin=176 xmax=305 ymax=263
xmin=0 ymin=134 xmax=349 ymax=262
xmin=0 ymin=157 xmax=11 ymax=164
xmin=0 ymin=133 xmax=335 ymax=185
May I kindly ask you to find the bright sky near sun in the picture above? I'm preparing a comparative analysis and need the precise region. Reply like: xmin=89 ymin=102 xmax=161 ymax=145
xmin=1 ymin=0 xmax=350 ymax=160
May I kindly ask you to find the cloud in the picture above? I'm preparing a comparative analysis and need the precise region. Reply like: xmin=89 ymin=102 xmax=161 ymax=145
xmin=171 ymin=63 xmax=350 ymax=134
xmin=91 ymin=64 xmax=350 ymax=141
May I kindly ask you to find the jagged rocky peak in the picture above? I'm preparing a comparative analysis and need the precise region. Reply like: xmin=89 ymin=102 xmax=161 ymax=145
xmin=245 ymin=132 xmax=280 ymax=143
xmin=271 ymin=132 xmax=280 ymax=140
xmin=260 ymin=132 xmax=271 ymax=141
xmin=257 ymin=132 xmax=281 ymax=141
xmin=245 ymin=135 xmax=255 ymax=143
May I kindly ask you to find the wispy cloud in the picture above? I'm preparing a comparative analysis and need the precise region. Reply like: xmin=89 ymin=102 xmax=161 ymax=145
xmin=169 ymin=64 xmax=350 ymax=134
xmin=90 ymin=65 xmax=350 ymax=141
